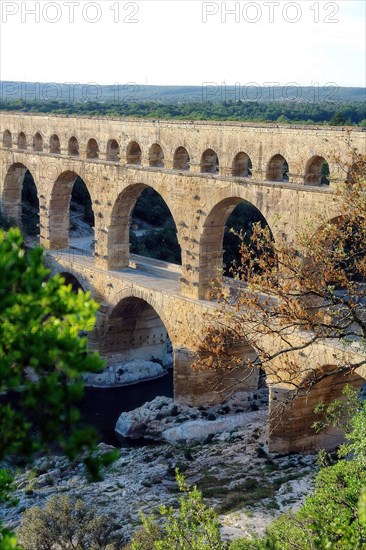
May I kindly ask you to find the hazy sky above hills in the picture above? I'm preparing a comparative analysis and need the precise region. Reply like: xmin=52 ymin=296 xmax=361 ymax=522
xmin=1 ymin=0 xmax=365 ymax=88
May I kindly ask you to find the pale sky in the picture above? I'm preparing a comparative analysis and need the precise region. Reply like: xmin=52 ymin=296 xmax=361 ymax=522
xmin=0 ymin=0 xmax=365 ymax=88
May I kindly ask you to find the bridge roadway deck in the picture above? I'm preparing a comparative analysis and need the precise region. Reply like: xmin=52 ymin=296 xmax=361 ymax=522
xmin=49 ymin=249 xmax=182 ymax=293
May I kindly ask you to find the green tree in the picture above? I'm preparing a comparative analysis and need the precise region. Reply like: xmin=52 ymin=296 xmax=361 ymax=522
xmin=0 ymin=228 xmax=116 ymax=549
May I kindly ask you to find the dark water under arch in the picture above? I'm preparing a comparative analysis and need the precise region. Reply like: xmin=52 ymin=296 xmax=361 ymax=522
xmin=79 ymin=370 xmax=173 ymax=447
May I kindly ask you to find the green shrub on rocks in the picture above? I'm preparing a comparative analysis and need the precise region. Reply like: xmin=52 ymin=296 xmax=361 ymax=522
xmin=17 ymin=495 xmax=124 ymax=549
xmin=126 ymin=470 xmax=225 ymax=550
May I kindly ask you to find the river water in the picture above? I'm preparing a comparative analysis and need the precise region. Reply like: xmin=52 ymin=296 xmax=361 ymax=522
xmin=79 ymin=371 xmax=173 ymax=446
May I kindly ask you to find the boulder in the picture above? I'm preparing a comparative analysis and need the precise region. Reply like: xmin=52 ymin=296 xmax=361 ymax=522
xmin=84 ymin=360 xmax=166 ymax=388
xmin=115 ymin=396 xmax=175 ymax=439
xmin=162 ymin=414 xmax=259 ymax=444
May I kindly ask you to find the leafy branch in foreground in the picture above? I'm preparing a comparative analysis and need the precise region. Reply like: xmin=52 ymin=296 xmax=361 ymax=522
xmin=0 ymin=227 xmax=105 ymax=463
xmin=0 ymin=228 xmax=118 ymax=549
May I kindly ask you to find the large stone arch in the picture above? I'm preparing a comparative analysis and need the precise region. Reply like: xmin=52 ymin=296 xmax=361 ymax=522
xmin=100 ymin=290 xmax=174 ymax=368
xmin=48 ymin=170 xmax=95 ymax=249
xmin=107 ymin=182 xmax=181 ymax=270
xmin=197 ymin=188 xmax=272 ymax=298
xmin=2 ymin=162 xmax=39 ymax=223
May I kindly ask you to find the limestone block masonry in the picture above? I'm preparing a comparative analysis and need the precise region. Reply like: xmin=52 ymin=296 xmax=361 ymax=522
xmin=1 ymin=112 xmax=366 ymax=453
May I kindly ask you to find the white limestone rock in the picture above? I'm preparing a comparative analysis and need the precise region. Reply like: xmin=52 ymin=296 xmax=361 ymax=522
xmin=115 ymin=391 xmax=267 ymax=441
xmin=115 ymin=396 xmax=175 ymax=439
xmin=162 ymin=414 xmax=260 ymax=444
xmin=84 ymin=360 xmax=166 ymax=388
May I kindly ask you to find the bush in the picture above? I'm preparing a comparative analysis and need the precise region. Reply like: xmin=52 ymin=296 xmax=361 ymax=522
xmin=17 ymin=495 xmax=124 ymax=550
xmin=126 ymin=470 xmax=225 ymax=549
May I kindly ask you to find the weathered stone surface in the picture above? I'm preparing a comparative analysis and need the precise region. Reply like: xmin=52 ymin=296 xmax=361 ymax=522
xmin=1 ymin=113 xmax=365 ymax=453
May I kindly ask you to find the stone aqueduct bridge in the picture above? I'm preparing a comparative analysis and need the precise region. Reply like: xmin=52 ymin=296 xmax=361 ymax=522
xmin=1 ymin=112 xmax=366 ymax=453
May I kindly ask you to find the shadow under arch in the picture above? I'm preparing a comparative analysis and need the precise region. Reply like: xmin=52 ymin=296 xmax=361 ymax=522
xmin=107 ymin=182 xmax=181 ymax=269
xmin=49 ymin=171 xmax=95 ymax=251
xmin=198 ymin=193 xmax=272 ymax=299
xmin=59 ymin=271 xmax=85 ymax=293
xmin=2 ymin=162 xmax=40 ymax=239
xmin=100 ymin=294 xmax=173 ymax=371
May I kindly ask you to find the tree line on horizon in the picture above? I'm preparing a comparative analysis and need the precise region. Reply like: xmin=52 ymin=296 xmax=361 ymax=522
xmin=1 ymin=99 xmax=365 ymax=126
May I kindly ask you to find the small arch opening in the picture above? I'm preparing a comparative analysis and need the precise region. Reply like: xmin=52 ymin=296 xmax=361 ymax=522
xmin=17 ymin=132 xmax=27 ymax=150
xmin=267 ymin=154 xmax=289 ymax=181
xmin=107 ymin=139 xmax=120 ymax=162
xmin=173 ymin=147 xmax=190 ymax=171
xmin=149 ymin=144 xmax=164 ymax=168
xmin=33 ymin=132 xmax=43 ymax=152
xmin=232 ymin=152 xmax=252 ymax=177
xmin=49 ymin=134 xmax=61 ymax=155
xmin=126 ymin=141 xmax=142 ymax=165
xmin=68 ymin=136 xmax=79 ymax=157
xmin=87 ymin=138 xmax=99 ymax=159
xmin=305 ymin=156 xmax=330 ymax=185
xmin=201 ymin=149 xmax=219 ymax=174
xmin=3 ymin=130 xmax=12 ymax=148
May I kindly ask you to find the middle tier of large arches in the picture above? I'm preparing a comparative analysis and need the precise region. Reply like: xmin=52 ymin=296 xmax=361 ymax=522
xmin=1 ymin=151 xmax=341 ymax=299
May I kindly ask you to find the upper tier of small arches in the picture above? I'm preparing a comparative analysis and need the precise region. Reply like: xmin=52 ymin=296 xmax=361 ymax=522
xmin=1 ymin=129 xmax=335 ymax=186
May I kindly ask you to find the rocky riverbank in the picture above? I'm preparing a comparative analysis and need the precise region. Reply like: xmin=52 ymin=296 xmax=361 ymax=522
xmin=1 ymin=391 xmax=317 ymax=544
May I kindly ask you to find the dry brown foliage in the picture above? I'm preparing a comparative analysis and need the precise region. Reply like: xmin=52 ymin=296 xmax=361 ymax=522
xmin=195 ymin=143 xmax=366 ymax=392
